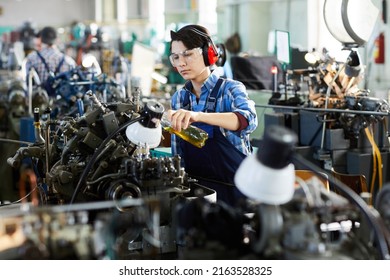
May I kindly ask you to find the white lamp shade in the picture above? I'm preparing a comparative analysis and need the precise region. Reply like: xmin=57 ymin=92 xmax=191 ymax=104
xmin=82 ymin=53 xmax=102 ymax=75
xmin=125 ymin=121 xmax=162 ymax=148
xmin=234 ymin=153 xmax=295 ymax=205
xmin=323 ymin=0 xmax=379 ymax=46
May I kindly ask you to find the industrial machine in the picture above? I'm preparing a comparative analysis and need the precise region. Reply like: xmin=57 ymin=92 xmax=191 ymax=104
xmin=177 ymin=125 xmax=390 ymax=260
xmin=263 ymin=0 xmax=390 ymax=204
xmin=1 ymin=0 xmax=389 ymax=262
xmin=3 ymin=89 xmax=215 ymax=259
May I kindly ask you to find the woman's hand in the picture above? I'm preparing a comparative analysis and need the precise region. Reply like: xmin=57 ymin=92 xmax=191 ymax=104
xmin=167 ymin=109 xmax=240 ymax=131
xmin=167 ymin=109 xmax=199 ymax=131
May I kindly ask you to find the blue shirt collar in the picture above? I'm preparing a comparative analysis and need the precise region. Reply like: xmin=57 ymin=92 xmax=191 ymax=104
xmin=183 ymin=71 xmax=221 ymax=95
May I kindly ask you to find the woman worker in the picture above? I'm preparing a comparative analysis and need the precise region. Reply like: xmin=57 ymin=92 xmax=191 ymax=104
xmin=167 ymin=24 xmax=258 ymax=207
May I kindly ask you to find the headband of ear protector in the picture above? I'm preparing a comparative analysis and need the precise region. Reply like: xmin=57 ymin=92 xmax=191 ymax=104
xmin=188 ymin=28 xmax=219 ymax=66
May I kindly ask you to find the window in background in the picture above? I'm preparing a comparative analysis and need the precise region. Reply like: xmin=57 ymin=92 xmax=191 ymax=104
xmin=199 ymin=0 xmax=217 ymax=35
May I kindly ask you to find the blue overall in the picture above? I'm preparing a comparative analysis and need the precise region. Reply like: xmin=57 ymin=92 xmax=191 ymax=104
xmin=180 ymin=78 xmax=246 ymax=206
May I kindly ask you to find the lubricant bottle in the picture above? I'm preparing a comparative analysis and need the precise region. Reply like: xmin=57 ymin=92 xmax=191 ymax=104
xmin=160 ymin=113 xmax=208 ymax=148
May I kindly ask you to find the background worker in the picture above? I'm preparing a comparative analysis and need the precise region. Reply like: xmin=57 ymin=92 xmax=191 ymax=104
xmin=24 ymin=26 xmax=76 ymax=95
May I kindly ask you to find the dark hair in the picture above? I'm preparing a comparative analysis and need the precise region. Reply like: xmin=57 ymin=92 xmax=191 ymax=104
xmin=39 ymin=26 xmax=57 ymax=45
xmin=170 ymin=24 xmax=210 ymax=51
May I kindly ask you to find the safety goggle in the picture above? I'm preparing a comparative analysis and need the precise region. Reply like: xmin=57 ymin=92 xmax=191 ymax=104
xmin=169 ymin=47 xmax=203 ymax=67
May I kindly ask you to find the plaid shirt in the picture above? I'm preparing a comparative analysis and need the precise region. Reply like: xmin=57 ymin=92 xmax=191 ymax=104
xmin=170 ymin=72 xmax=258 ymax=157
xmin=25 ymin=46 xmax=76 ymax=84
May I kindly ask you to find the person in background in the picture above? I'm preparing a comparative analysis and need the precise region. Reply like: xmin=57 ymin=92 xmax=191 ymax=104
xmin=18 ymin=20 xmax=37 ymax=56
xmin=167 ymin=24 xmax=258 ymax=207
xmin=24 ymin=26 xmax=76 ymax=94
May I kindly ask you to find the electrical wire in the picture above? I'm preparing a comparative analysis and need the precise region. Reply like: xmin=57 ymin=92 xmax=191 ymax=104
xmin=0 ymin=138 xmax=34 ymax=146
xmin=0 ymin=186 xmax=39 ymax=207
xmin=18 ymin=168 xmax=39 ymax=206
xmin=367 ymin=127 xmax=377 ymax=200
xmin=370 ymin=126 xmax=383 ymax=190
xmin=365 ymin=126 xmax=383 ymax=206
xmin=15 ymin=186 xmax=38 ymax=205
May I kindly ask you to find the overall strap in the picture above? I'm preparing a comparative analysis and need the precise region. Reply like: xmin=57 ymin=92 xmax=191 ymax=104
xmin=55 ymin=56 xmax=65 ymax=74
xmin=205 ymin=78 xmax=224 ymax=112
xmin=36 ymin=51 xmax=52 ymax=73
xmin=182 ymin=90 xmax=191 ymax=110
xmin=36 ymin=51 xmax=65 ymax=75
xmin=182 ymin=78 xmax=224 ymax=112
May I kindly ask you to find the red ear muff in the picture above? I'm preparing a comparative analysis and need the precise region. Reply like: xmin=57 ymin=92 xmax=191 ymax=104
xmin=188 ymin=28 xmax=219 ymax=66
xmin=207 ymin=45 xmax=219 ymax=66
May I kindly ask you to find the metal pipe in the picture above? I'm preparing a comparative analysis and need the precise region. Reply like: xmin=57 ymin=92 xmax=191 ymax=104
xmin=28 ymin=68 xmax=34 ymax=116
xmin=44 ymin=112 xmax=51 ymax=188
xmin=255 ymin=104 xmax=389 ymax=116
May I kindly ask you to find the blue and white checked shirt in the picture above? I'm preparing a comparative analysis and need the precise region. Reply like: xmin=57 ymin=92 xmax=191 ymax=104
xmin=25 ymin=46 xmax=76 ymax=84
xmin=170 ymin=72 xmax=258 ymax=157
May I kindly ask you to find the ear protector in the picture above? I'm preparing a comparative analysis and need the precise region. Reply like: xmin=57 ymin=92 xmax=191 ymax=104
xmin=189 ymin=28 xmax=219 ymax=66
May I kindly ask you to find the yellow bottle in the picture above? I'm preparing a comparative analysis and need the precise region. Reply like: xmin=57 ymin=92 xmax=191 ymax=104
xmin=160 ymin=114 xmax=208 ymax=148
